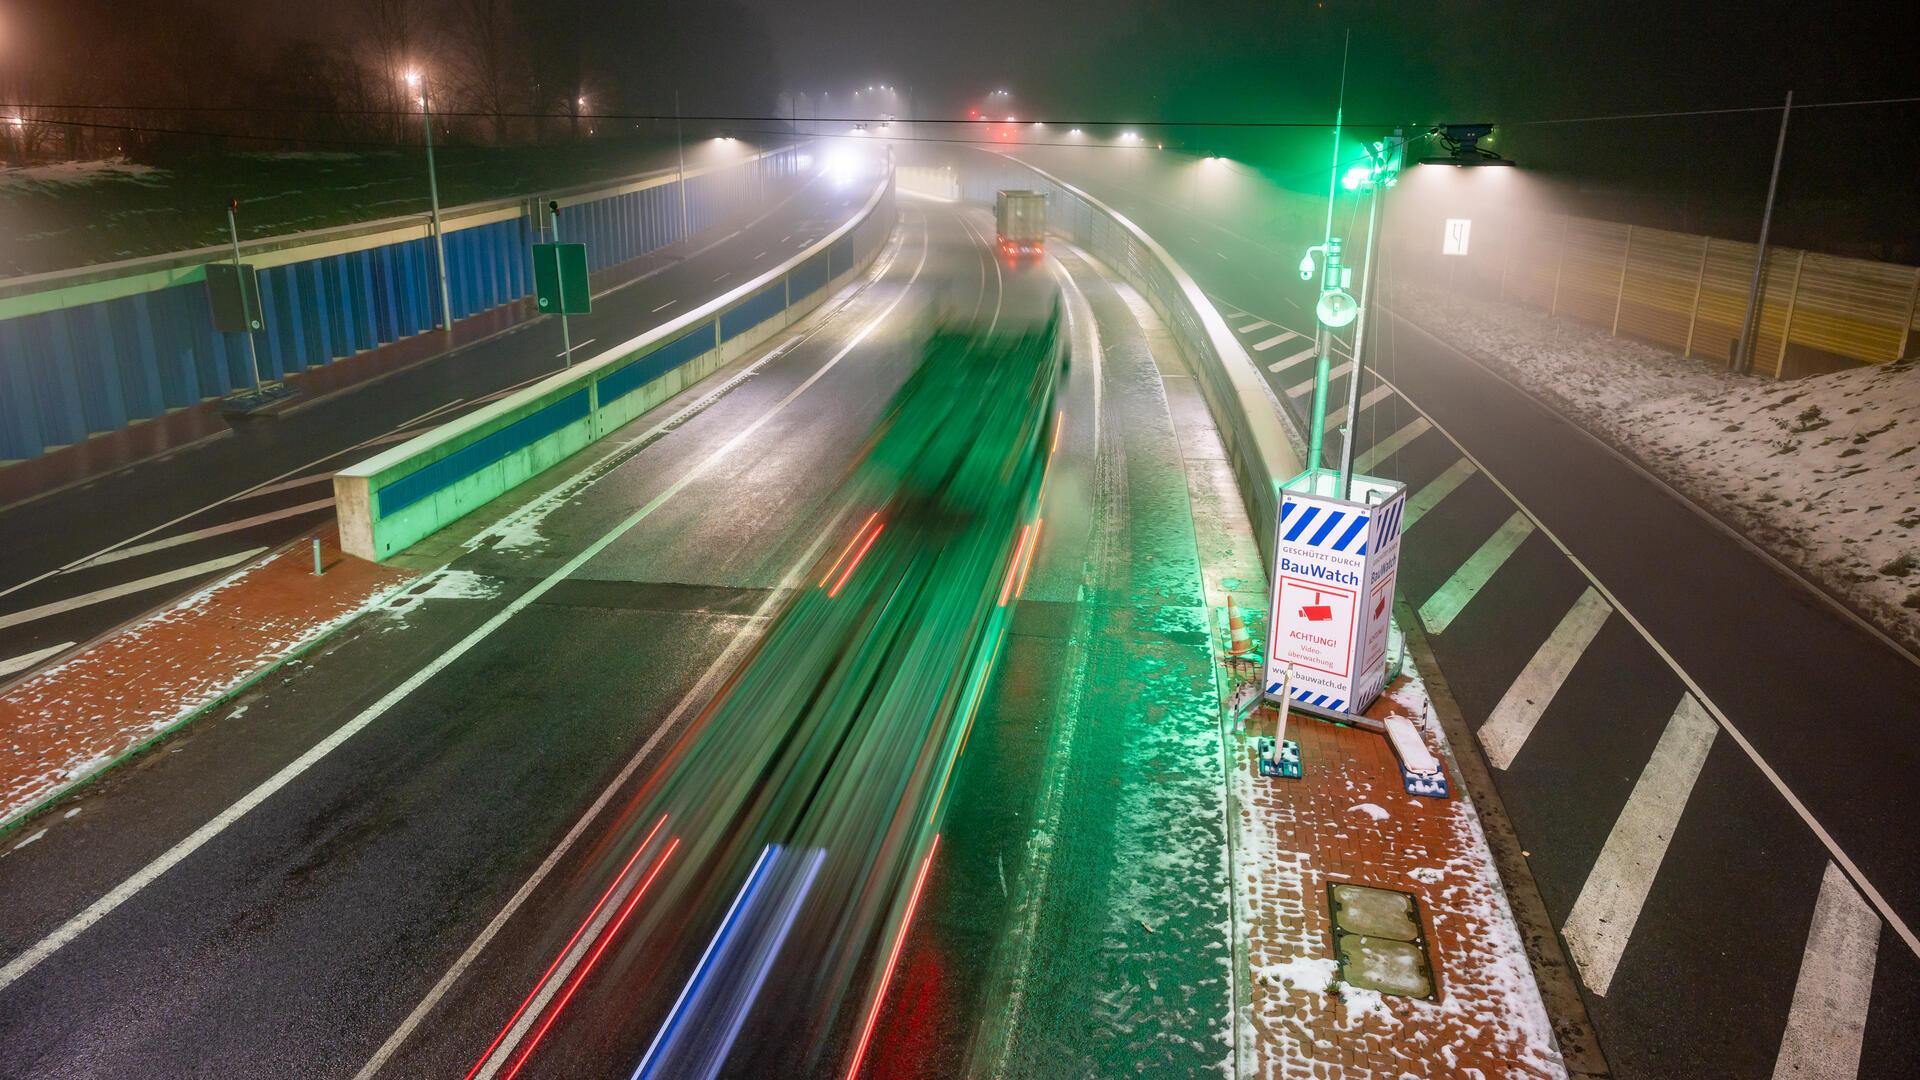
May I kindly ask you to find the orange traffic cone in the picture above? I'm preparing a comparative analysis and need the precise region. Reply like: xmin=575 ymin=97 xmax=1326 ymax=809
xmin=1226 ymin=596 xmax=1255 ymax=658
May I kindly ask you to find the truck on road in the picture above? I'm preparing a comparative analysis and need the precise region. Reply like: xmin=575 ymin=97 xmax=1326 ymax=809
xmin=994 ymin=189 xmax=1047 ymax=261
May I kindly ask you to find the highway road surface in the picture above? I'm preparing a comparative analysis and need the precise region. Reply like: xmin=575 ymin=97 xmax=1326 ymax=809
xmin=0 ymin=171 xmax=873 ymax=686
xmin=1018 ymin=150 xmax=1920 ymax=1079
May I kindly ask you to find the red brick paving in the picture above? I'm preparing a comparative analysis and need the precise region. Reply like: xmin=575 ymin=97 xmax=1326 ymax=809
xmin=1235 ymin=662 xmax=1566 ymax=1078
xmin=0 ymin=530 xmax=413 ymax=827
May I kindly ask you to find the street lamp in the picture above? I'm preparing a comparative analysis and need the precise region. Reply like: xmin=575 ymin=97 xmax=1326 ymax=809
xmin=404 ymin=69 xmax=455 ymax=332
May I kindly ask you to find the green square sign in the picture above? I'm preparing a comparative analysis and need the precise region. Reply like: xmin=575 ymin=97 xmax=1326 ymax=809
xmin=532 ymin=242 xmax=591 ymax=315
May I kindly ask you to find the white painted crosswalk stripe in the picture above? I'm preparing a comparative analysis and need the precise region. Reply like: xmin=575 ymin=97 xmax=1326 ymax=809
xmin=0 ymin=549 xmax=267 ymax=633
xmin=1267 ymin=344 xmax=1318 ymax=373
xmin=1324 ymin=384 xmax=1394 ymax=432
xmin=1562 ymin=693 xmax=1717 ymax=996
xmin=1287 ymin=360 xmax=1352 ymax=398
xmin=1402 ymin=459 xmax=1477 ymax=531
xmin=1353 ymin=417 xmax=1431 ymax=474
xmin=1418 ymin=511 xmax=1534 ymax=634
xmin=1235 ymin=320 xmax=1272 ymax=334
xmin=74 ymin=499 xmax=335 ymax=570
xmin=0 ymin=641 xmax=75 ymax=679
xmin=1772 ymin=862 xmax=1879 ymax=1080
xmin=1253 ymin=331 xmax=1301 ymax=352
xmin=1479 ymin=587 xmax=1611 ymax=769
xmin=232 ymin=473 xmax=333 ymax=502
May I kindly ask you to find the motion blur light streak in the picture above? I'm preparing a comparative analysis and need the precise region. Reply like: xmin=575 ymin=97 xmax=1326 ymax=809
xmin=845 ymin=834 xmax=942 ymax=1080
xmin=829 ymin=522 xmax=886 ymax=598
xmin=820 ymin=513 xmax=881 ymax=588
xmin=502 ymin=837 xmax=681 ymax=1080
xmin=998 ymin=524 xmax=1032 ymax=607
xmin=467 ymin=815 xmax=670 ymax=1080
xmin=1016 ymin=519 xmax=1042 ymax=598
xmin=632 ymin=847 xmax=778 ymax=1080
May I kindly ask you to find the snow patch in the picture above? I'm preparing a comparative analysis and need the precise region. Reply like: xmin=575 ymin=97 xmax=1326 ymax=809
xmin=1348 ymin=802 xmax=1390 ymax=821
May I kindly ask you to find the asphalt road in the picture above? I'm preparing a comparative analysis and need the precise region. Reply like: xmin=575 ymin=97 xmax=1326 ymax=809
xmin=0 ymin=170 xmax=873 ymax=684
xmin=0 ymin=196 xmax=1097 ymax=1079
xmin=1027 ymin=154 xmax=1920 ymax=1078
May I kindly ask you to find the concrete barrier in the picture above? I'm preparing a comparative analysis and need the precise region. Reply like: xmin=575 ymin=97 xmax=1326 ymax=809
xmin=334 ymin=164 xmax=896 ymax=561
xmin=929 ymin=147 xmax=1305 ymax=566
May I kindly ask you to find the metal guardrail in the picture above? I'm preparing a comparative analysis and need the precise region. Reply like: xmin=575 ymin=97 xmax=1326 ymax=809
xmin=940 ymin=148 xmax=1305 ymax=566
xmin=0 ymin=146 xmax=803 ymax=463
xmin=334 ymin=163 xmax=897 ymax=562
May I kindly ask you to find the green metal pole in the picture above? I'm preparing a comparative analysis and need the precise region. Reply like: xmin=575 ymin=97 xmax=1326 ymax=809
xmin=1305 ymin=32 xmax=1351 ymax=484
xmin=421 ymin=81 xmax=453 ymax=332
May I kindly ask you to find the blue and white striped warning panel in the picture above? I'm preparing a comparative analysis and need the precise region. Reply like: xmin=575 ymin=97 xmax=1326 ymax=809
xmin=1277 ymin=500 xmax=1371 ymax=556
xmin=1370 ymin=496 xmax=1405 ymax=550
xmin=1265 ymin=681 xmax=1346 ymax=714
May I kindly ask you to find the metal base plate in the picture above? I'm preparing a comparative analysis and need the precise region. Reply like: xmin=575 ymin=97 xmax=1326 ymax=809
xmin=1257 ymin=737 xmax=1302 ymax=779
xmin=219 ymin=382 xmax=303 ymax=418
xmin=1402 ymin=765 xmax=1449 ymax=799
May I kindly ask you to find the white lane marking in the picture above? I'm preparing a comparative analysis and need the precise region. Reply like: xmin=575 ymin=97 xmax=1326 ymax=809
xmin=1402 ymin=458 xmax=1477 ymax=531
xmin=1324 ymin=384 xmax=1393 ymax=432
xmin=553 ymin=337 xmax=596 ymax=360
xmin=389 ymin=579 xmax=811 ymax=1080
xmin=1286 ymin=360 xmax=1352 ymax=398
xmin=0 ymin=549 xmax=267 ymax=634
xmin=1252 ymin=331 xmax=1301 ymax=352
xmin=1479 ymin=587 xmax=1611 ymax=769
xmin=72 ymin=500 xmax=336 ymax=570
xmin=1266 ymin=344 xmax=1318 ymax=372
xmin=392 ymin=397 xmax=468 ymax=432
xmin=1418 ymin=510 xmax=1534 ymax=635
xmin=0 ymin=641 xmax=75 ymax=679
xmin=1563 ymin=693 xmax=1717 ymax=996
xmin=712 ymin=272 xmax=729 ymax=283
xmin=232 ymin=472 xmax=333 ymax=502
xmin=0 ymin=220 xmax=925 ymax=996
xmin=1216 ymin=251 xmax=1228 ymax=260
xmin=1235 ymin=320 xmax=1272 ymax=334
xmin=651 ymin=300 xmax=677 ymax=313
xmin=755 ymin=250 xmax=768 ymax=259
xmin=351 ymin=212 xmax=932 ymax=1079
xmin=1234 ymin=296 xmax=1920 ymax=959
xmin=780 ymin=234 xmax=792 ymax=243
xmin=1772 ymin=862 xmax=1879 ymax=1080
xmin=1353 ymin=417 xmax=1431 ymax=474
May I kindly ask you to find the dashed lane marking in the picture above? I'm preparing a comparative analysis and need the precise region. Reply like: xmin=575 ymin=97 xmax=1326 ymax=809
xmin=0 ymin=549 xmax=268 ymax=633
xmin=1478 ymin=587 xmax=1612 ymax=770
xmin=1352 ymin=417 xmax=1431 ymax=474
xmin=1323 ymin=384 xmax=1394 ymax=433
xmin=1402 ymin=458 xmax=1478 ymax=531
xmin=554 ymin=338 xmax=596 ymax=360
xmin=1286 ymin=360 xmax=1352 ymax=398
xmin=0 ymin=641 xmax=74 ymax=679
xmin=72 ymin=499 xmax=336 ymax=571
xmin=1771 ymin=861 xmax=1879 ymax=1080
xmin=1267 ymin=344 xmax=1318 ymax=372
xmin=651 ymin=300 xmax=677 ymax=313
xmin=1562 ymin=693 xmax=1717 ymax=996
xmin=1418 ymin=510 xmax=1534 ymax=635
xmin=1236 ymin=320 xmax=1272 ymax=334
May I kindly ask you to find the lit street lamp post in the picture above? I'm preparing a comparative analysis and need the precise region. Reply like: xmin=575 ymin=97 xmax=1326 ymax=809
xmin=406 ymin=70 xmax=455 ymax=332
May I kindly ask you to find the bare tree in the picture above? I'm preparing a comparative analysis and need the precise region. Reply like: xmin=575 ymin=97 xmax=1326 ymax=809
xmin=361 ymin=0 xmax=426 ymax=142
xmin=448 ymin=0 xmax=525 ymax=143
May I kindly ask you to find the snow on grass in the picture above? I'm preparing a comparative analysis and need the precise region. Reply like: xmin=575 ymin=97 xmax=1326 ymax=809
xmin=1398 ymin=282 xmax=1920 ymax=651
xmin=0 ymin=158 xmax=165 ymax=189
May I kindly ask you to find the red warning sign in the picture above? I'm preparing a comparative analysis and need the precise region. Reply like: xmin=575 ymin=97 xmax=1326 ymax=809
xmin=1273 ymin=576 xmax=1357 ymax=679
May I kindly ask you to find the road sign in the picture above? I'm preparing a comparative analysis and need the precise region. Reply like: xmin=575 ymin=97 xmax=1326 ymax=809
xmin=205 ymin=262 xmax=264 ymax=333
xmin=1264 ymin=474 xmax=1407 ymax=718
xmin=533 ymin=242 xmax=591 ymax=315
xmin=1442 ymin=218 xmax=1472 ymax=256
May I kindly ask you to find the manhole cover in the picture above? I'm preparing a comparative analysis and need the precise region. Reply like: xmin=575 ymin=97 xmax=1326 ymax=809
xmin=1328 ymin=882 xmax=1437 ymax=999
xmin=1331 ymin=883 xmax=1419 ymax=940
xmin=1337 ymin=934 xmax=1434 ymax=998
